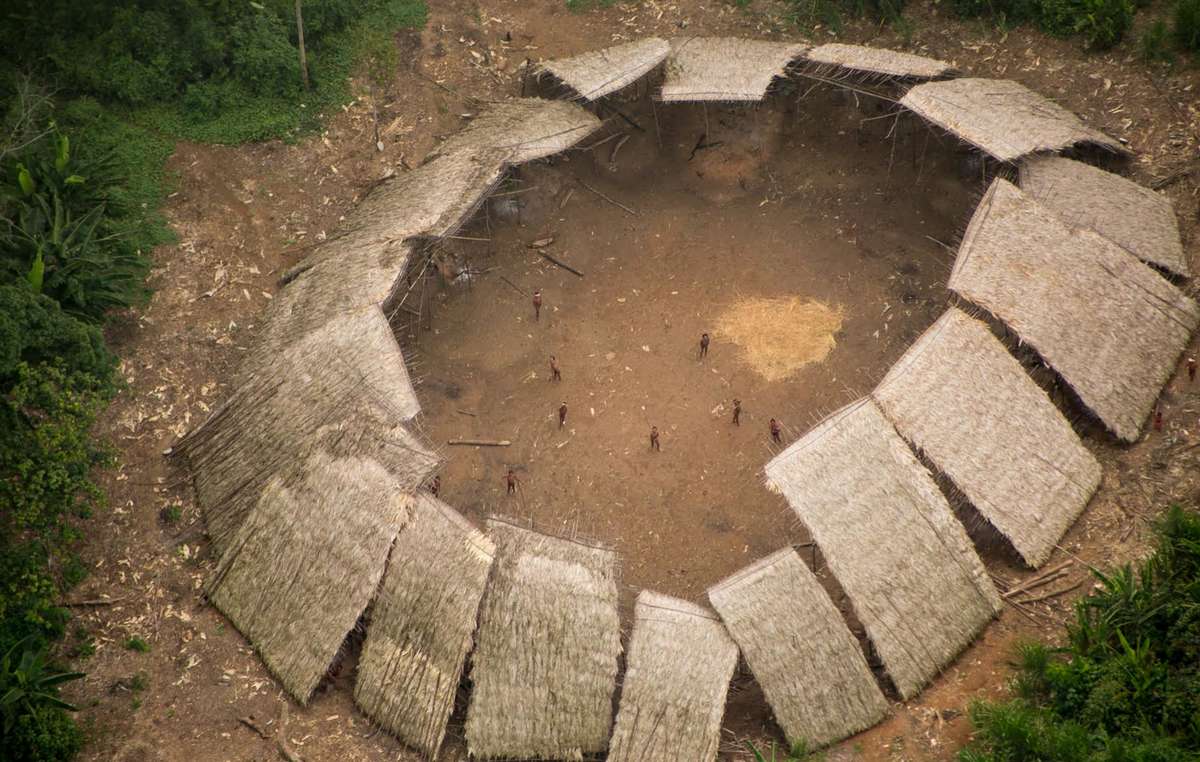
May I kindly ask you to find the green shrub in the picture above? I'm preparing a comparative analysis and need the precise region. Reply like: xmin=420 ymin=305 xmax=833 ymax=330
xmin=960 ymin=506 xmax=1200 ymax=761
xmin=1141 ymin=19 xmax=1174 ymax=61
xmin=1069 ymin=0 xmax=1135 ymax=48
xmin=1176 ymin=0 xmax=1200 ymax=50
xmin=0 ymin=637 xmax=85 ymax=762
xmin=122 ymin=637 xmax=149 ymax=653
xmin=3 ymin=703 xmax=83 ymax=762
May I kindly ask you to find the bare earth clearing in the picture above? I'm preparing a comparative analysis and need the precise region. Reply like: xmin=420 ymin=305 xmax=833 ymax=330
xmin=64 ymin=1 xmax=1200 ymax=760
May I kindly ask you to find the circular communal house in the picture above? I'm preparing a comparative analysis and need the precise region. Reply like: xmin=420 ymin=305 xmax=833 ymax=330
xmin=174 ymin=36 xmax=1197 ymax=760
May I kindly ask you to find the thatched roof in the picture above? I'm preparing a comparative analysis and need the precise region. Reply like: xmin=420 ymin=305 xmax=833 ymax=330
xmin=607 ymin=592 xmax=738 ymax=762
xmin=803 ymin=43 xmax=954 ymax=80
xmin=764 ymin=399 xmax=1001 ymax=699
xmin=430 ymin=98 xmax=601 ymax=164
xmin=1019 ymin=155 xmax=1189 ymax=277
xmin=207 ymin=450 xmax=410 ymax=702
xmin=899 ymin=78 xmax=1124 ymax=162
xmin=707 ymin=549 xmax=887 ymax=748
xmin=355 ymin=494 xmax=495 ymax=758
xmin=660 ymin=37 xmax=808 ymax=102
xmin=949 ymin=179 xmax=1200 ymax=442
xmin=176 ymin=305 xmax=435 ymax=553
xmin=873 ymin=308 xmax=1101 ymax=567
xmin=539 ymin=38 xmax=671 ymax=100
xmin=464 ymin=519 xmax=621 ymax=760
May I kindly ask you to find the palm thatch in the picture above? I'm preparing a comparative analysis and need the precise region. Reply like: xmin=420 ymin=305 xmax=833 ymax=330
xmin=1019 ymin=155 xmax=1189 ymax=277
xmin=802 ymin=43 xmax=955 ymax=80
xmin=873 ymin=308 xmax=1101 ymax=567
xmin=660 ymin=37 xmax=809 ymax=102
xmin=257 ymin=148 xmax=509 ymax=353
xmin=607 ymin=592 xmax=738 ymax=762
xmin=948 ymin=179 xmax=1199 ymax=442
xmin=175 ymin=305 xmax=435 ymax=553
xmin=355 ymin=494 xmax=495 ymax=759
xmin=539 ymin=38 xmax=671 ymax=100
xmin=207 ymin=450 xmax=410 ymax=703
xmin=430 ymin=98 xmax=601 ymax=164
xmin=707 ymin=549 xmax=888 ymax=748
xmin=900 ymin=78 xmax=1124 ymax=162
xmin=764 ymin=399 xmax=1001 ymax=699
xmin=464 ymin=519 xmax=621 ymax=760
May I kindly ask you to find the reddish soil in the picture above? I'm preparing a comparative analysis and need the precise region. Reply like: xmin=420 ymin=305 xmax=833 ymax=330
xmin=62 ymin=1 xmax=1200 ymax=761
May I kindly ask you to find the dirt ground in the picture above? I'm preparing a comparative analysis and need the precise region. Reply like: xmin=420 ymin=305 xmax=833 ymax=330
xmin=61 ymin=1 xmax=1200 ymax=761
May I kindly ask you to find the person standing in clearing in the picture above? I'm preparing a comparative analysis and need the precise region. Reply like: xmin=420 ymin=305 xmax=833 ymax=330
xmin=550 ymin=355 xmax=561 ymax=382
xmin=558 ymin=401 xmax=568 ymax=429
xmin=769 ymin=417 xmax=782 ymax=444
xmin=429 ymin=475 xmax=440 ymax=497
xmin=532 ymin=289 xmax=543 ymax=322
xmin=732 ymin=398 xmax=742 ymax=426
xmin=650 ymin=426 xmax=661 ymax=452
xmin=506 ymin=469 xmax=518 ymax=495
xmin=699 ymin=332 xmax=710 ymax=359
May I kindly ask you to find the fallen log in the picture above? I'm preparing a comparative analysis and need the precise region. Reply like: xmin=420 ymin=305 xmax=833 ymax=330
xmin=448 ymin=438 xmax=511 ymax=447
xmin=537 ymin=250 xmax=584 ymax=277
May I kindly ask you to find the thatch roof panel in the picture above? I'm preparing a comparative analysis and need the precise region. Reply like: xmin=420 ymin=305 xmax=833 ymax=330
xmin=539 ymin=38 xmax=671 ymax=100
xmin=708 ymin=549 xmax=888 ymax=747
xmin=1019 ymin=155 xmax=1189 ymax=277
xmin=874 ymin=308 xmax=1101 ymax=567
xmin=803 ymin=43 xmax=954 ymax=80
xmin=207 ymin=451 xmax=409 ymax=702
xmin=465 ymin=519 xmax=622 ymax=760
xmin=764 ymin=399 xmax=1000 ymax=699
xmin=176 ymin=306 xmax=436 ymax=552
xmin=948 ymin=179 xmax=1199 ymax=442
xmin=355 ymin=495 xmax=495 ymax=758
xmin=431 ymin=98 xmax=601 ymax=164
xmin=608 ymin=592 xmax=738 ymax=762
xmin=900 ymin=78 xmax=1124 ymax=162
xmin=661 ymin=37 xmax=808 ymax=102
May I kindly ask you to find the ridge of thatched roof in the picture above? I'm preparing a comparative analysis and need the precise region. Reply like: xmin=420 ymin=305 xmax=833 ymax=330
xmin=608 ymin=591 xmax=738 ymax=762
xmin=900 ymin=78 xmax=1124 ymax=162
xmin=465 ymin=518 xmax=622 ymax=760
xmin=874 ymin=308 xmax=1101 ymax=567
xmin=207 ymin=450 xmax=410 ymax=702
xmin=949 ymin=178 xmax=1199 ymax=442
xmin=660 ymin=37 xmax=808 ymax=102
xmin=355 ymin=494 xmax=495 ymax=759
xmin=802 ymin=43 xmax=955 ymax=80
xmin=430 ymin=98 xmax=601 ymax=164
xmin=764 ymin=399 xmax=1001 ymax=699
xmin=708 ymin=549 xmax=888 ymax=748
xmin=1019 ymin=155 xmax=1189 ymax=277
xmin=176 ymin=306 xmax=435 ymax=552
xmin=539 ymin=38 xmax=671 ymax=100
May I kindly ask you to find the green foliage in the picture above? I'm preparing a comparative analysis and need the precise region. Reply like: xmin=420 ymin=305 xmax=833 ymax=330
xmin=745 ymin=739 xmax=822 ymax=761
xmin=159 ymin=504 xmax=182 ymax=525
xmin=1140 ymin=20 xmax=1174 ymax=61
xmin=1176 ymin=0 xmax=1200 ymax=51
xmin=783 ymin=0 xmax=908 ymax=32
xmin=122 ymin=637 xmax=149 ymax=654
xmin=0 ymin=127 xmax=151 ymax=321
xmin=960 ymin=506 xmax=1200 ymax=761
xmin=952 ymin=0 xmax=1133 ymax=48
xmin=0 ymin=637 xmax=84 ymax=761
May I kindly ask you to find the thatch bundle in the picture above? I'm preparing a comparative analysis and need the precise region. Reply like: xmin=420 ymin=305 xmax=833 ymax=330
xmin=355 ymin=495 xmax=495 ymax=759
xmin=430 ymin=98 xmax=601 ymax=164
xmin=900 ymin=78 xmax=1124 ymax=162
xmin=803 ymin=43 xmax=954 ymax=80
xmin=607 ymin=592 xmax=738 ymax=762
xmin=949 ymin=179 xmax=1199 ymax=442
xmin=1019 ymin=155 xmax=1189 ymax=277
xmin=175 ymin=305 xmax=435 ymax=552
xmin=539 ymin=38 xmax=671 ymax=100
xmin=207 ymin=450 xmax=410 ymax=702
xmin=708 ymin=549 xmax=887 ymax=748
xmin=874 ymin=308 xmax=1101 ymax=567
xmin=660 ymin=37 xmax=808 ymax=102
xmin=465 ymin=519 xmax=621 ymax=760
xmin=764 ymin=399 xmax=1001 ymax=699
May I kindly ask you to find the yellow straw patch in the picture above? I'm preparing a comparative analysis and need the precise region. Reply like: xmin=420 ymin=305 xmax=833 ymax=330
xmin=715 ymin=297 xmax=843 ymax=381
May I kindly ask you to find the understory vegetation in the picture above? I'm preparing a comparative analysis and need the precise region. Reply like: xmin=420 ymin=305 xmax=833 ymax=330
xmin=0 ymin=2 xmax=426 ymax=759
xmin=960 ymin=506 xmax=1200 ymax=761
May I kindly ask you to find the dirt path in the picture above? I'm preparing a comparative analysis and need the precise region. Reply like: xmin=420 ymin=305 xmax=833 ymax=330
xmin=65 ymin=2 xmax=1199 ymax=761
